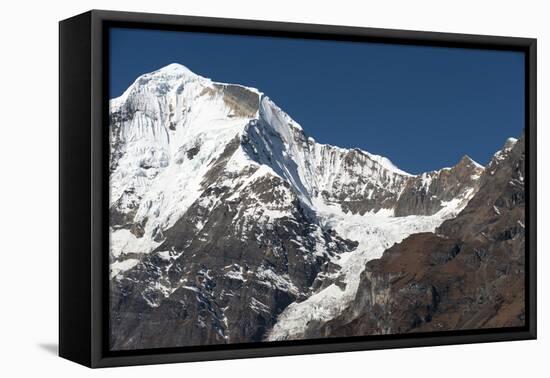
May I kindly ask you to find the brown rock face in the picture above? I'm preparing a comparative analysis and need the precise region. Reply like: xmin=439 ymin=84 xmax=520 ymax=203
xmin=394 ymin=155 xmax=484 ymax=216
xmin=313 ymin=137 xmax=525 ymax=338
xmin=214 ymin=83 xmax=260 ymax=118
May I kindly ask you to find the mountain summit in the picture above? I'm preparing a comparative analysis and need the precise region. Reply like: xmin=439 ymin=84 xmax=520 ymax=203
xmin=108 ymin=64 xmax=510 ymax=349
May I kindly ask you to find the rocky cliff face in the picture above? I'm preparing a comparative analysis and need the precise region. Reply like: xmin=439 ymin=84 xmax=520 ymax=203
xmin=108 ymin=64 xmax=517 ymax=350
xmin=311 ymin=137 xmax=525 ymax=338
xmin=394 ymin=155 xmax=483 ymax=216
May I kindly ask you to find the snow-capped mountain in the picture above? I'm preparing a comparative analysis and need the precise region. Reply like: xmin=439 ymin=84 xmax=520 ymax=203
xmin=308 ymin=136 xmax=525 ymax=338
xmin=109 ymin=64 xmax=487 ymax=349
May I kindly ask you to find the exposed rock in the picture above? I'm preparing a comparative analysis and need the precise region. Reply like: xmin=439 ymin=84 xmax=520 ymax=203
xmin=214 ymin=83 xmax=260 ymax=118
xmin=394 ymin=155 xmax=484 ymax=216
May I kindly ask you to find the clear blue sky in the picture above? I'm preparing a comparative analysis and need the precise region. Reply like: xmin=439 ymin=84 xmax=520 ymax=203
xmin=110 ymin=28 xmax=524 ymax=174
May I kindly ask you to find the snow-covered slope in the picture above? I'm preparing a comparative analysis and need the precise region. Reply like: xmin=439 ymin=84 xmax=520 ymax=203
xmin=109 ymin=63 xmax=486 ymax=348
xmin=109 ymin=64 xmax=262 ymax=262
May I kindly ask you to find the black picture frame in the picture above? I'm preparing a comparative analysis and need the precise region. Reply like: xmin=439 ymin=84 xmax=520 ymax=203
xmin=59 ymin=9 xmax=537 ymax=368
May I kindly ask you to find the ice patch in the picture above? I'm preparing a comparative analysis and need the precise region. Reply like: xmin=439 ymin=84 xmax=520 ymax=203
xmin=110 ymin=258 xmax=140 ymax=279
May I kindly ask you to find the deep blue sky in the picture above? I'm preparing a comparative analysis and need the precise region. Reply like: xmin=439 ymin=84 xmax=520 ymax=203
xmin=110 ymin=28 xmax=524 ymax=174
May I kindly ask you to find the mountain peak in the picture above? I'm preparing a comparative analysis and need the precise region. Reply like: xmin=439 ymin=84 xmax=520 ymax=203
xmin=503 ymin=137 xmax=518 ymax=150
xmin=153 ymin=63 xmax=200 ymax=78
xmin=457 ymin=155 xmax=484 ymax=169
xmin=110 ymin=63 xmax=208 ymax=107
xmin=491 ymin=136 xmax=519 ymax=165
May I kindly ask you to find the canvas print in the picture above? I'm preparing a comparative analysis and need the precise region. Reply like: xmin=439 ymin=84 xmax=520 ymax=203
xmin=108 ymin=28 xmax=526 ymax=350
